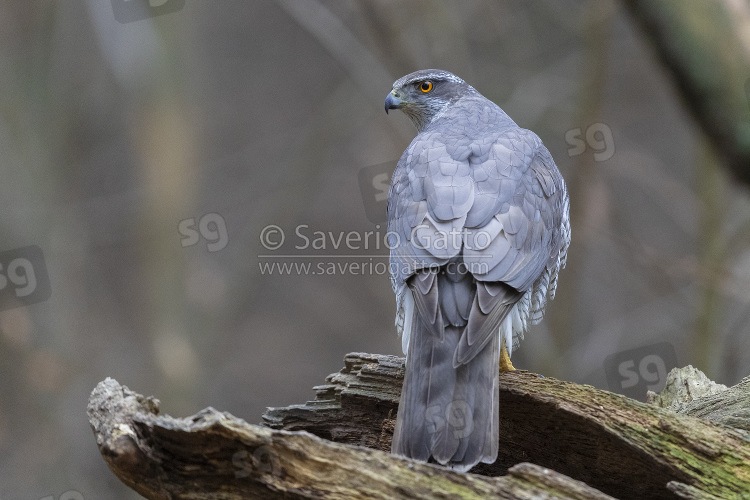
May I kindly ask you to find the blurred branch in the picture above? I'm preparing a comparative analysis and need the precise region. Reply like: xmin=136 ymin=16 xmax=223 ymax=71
xmin=89 ymin=353 xmax=750 ymax=500
xmin=693 ymin=137 xmax=726 ymax=375
xmin=276 ymin=0 xmax=393 ymax=99
xmin=621 ymin=0 xmax=750 ymax=185
xmin=546 ymin=0 xmax=615 ymax=367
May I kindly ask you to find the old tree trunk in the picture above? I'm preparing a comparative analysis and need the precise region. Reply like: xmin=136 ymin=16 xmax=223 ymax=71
xmin=87 ymin=352 xmax=750 ymax=499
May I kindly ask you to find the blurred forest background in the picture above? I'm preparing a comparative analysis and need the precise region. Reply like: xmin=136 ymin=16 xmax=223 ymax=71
xmin=1 ymin=0 xmax=750 ymax=498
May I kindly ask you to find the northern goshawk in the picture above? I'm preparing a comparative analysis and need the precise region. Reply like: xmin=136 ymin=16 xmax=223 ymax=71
xmin=384 ymin=69 xmax=570 ymax=472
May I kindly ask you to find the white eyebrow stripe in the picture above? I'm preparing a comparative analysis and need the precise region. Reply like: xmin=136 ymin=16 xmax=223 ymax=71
xmin=392 ymin=70 xmax=465 ymax=88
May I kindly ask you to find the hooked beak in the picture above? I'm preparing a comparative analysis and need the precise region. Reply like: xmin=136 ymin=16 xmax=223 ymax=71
xmin=384 ymin=91 xmax=403 ymax=114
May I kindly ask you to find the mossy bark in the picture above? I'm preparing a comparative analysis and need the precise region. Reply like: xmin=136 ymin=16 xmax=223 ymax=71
xmin=263 ymin=353 xmax=750 ymax=500
xmin=87 ymin=377 xmax=613 ymax=500
xmin=88 ymin=353 xmax=750 ymax=499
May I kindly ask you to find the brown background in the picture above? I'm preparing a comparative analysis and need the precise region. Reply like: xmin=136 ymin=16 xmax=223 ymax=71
xmin=1 ymin=1 xmax=749 ymax=498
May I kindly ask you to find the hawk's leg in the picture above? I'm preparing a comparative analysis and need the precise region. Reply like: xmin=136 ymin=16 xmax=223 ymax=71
xmin=499 ymin=341 xmax=515 ymax=372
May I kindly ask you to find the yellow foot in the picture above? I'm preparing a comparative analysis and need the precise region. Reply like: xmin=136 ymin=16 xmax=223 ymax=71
xmin=499 ymin=344 xmax=515 ymax=372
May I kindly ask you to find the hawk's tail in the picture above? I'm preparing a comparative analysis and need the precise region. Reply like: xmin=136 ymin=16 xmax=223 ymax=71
xmin=392 ymin=271 xmax=499 ymax=472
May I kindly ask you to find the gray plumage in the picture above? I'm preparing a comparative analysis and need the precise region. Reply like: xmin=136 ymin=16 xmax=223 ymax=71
xmin=385 ymin=69 xmax=570 ymax=472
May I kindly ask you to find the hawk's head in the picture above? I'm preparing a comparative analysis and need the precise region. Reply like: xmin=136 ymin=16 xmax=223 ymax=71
xmin=385 ymin=69 xmax=475 ymax=131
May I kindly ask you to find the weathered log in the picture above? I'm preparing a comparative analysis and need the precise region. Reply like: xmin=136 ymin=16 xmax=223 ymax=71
xmin=87 ymin=377 xmax=615 ymax=499
xmin=648 ymin=365 xmax=750 ymax=437
xmin=88 ymin=353 xmax=750 ymax=499
xmin=263 ymin=353 xmax=750 ymax=500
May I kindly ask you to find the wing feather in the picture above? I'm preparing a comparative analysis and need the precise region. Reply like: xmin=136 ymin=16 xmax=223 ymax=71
xmin=389 ymin=111 xmax=567 ymax=367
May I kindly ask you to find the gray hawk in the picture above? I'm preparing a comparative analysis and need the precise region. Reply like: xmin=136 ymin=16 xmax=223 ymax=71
xmin=384 ymin=69 xmax=570 ymax=472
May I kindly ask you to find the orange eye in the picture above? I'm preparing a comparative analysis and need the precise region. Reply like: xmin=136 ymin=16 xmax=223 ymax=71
xmin=420 ymin=81 xmax=433 ymax=92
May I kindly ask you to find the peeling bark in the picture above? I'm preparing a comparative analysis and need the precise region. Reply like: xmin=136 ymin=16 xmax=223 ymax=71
xmin=88 ymin=353 xmax=750 ymax=499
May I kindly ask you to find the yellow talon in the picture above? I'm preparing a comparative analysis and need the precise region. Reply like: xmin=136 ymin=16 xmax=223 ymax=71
xmin=499 ymin=341 xmax=515 ymax=372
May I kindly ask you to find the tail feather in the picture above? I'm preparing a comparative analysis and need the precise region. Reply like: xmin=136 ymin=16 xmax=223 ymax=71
xmin=459 ymin=336 xmax=500 ymax=470
xmin=453 ymin=333 xmax=499 ymax=468
xmin=392 ymin=314 xmax=458 ymax=461
xmin=392 ymin=271 xmax=501 ymax=471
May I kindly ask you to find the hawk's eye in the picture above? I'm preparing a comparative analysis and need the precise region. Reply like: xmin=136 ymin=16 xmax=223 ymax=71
xmin=420 ymin=81 xmax=433 ymax=93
